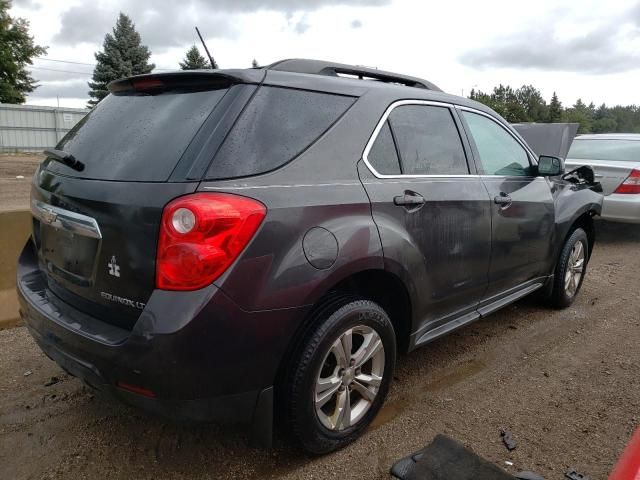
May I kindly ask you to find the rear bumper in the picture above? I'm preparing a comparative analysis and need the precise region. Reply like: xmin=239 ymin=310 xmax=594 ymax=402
xmin=17 ymin=240 xmax=308 ymax=442
xmin=26 ymin=321 xmax=265 ymax=424
xmin=601 ymin=194 xmax=640 ymax=224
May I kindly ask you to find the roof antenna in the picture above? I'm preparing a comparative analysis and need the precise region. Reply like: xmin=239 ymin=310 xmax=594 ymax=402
xmin=195 ymin=26 xmax=217 ymax=69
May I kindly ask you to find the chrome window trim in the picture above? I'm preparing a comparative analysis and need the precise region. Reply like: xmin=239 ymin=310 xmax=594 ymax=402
xmin=31 ymin=200 xmax=102 ymax=239
xmin=362 ymin=100 xmax=540 ymax=180
xmin=362 ymin=99 xmax=471 ymax=179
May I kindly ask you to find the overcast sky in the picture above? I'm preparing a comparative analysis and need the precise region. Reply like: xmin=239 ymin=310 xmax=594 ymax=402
xmin=10 ymin=0 xmax=640 ymax=109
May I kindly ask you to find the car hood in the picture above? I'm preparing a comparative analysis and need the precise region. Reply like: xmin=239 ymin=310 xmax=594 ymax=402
xmin=511 ymin=123 xmax=579 ymax=159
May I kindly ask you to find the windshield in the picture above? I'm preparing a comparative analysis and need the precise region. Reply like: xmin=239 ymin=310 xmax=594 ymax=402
xmin=48 ymin=88 xmax=228 ymax=181
xmin=567 ymin=139 xmax=640 ymax=162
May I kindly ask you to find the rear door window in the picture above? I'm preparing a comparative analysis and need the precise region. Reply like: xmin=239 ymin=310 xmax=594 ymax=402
xmin=388 ymin=105 xmax=469 ymax=175
xmin=49 ymin=88 xmax=229 ymax=181
xmin=206 ymin=86 xmax=355 ymax=179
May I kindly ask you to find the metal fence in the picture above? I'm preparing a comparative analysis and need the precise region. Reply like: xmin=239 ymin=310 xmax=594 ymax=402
xmin=0 ymin=103 xmax=89 ymax=153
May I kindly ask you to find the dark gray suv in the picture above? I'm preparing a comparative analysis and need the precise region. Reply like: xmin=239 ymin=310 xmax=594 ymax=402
xmin=17 ymin=59 xmax=602 ymax=454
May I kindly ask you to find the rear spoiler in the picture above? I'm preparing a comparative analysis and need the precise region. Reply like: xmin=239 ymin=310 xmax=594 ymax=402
xmin=108 ymin=69 xmax=265 ymax=94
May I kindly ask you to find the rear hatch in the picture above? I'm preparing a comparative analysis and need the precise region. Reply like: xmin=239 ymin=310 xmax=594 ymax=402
xmin=30 ymin=72 xmax=258 ymax=329
xmin=566 ymin=138 xmax=640 ymax=195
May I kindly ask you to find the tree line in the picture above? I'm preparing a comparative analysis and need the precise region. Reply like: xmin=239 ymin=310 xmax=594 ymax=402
xmin=469 ymin=85 xmax=640 ymax=134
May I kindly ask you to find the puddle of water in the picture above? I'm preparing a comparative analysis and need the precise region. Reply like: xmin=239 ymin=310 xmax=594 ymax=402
xmin=0 ymin=210 xmax=31 ymax=290
xmin=370 ymin=359 xmax=488 ymax=429
xmin=422 ymin=359 xmax=486 ymax=393
xmin=370 ymin=397 xmax=412 ymax=429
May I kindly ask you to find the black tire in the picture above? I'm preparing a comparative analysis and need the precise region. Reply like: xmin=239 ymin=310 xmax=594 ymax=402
xmin=284 ymin=298 xmax=396 ymax=454
xmin=548 ymin=228 xmax=589 ymax=308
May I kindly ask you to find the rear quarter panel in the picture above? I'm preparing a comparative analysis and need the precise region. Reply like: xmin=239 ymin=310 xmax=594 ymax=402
xmin=197 ymin=91 xmax=389 ymax=311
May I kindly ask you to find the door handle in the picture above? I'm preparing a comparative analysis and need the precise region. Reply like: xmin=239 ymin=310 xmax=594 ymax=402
xmin=494 ymin=193 xmax=512 ymax=207
xmin=394 ymin=192 xmax=426 ymax=207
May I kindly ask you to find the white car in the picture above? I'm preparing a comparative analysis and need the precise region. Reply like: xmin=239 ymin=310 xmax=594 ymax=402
xmin=566 ymin=134 xmax=640 ymax=223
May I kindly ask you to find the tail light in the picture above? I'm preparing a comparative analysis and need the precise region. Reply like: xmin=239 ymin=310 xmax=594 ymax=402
xmin=156 ymin=193 xmax=266 ymax=291
xmin=614 ymin=169 xmax=640 ymax=194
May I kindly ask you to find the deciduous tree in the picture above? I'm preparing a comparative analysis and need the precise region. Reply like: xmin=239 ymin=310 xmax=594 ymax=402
xmin=0 ymin=0 xmax=47 ymax=104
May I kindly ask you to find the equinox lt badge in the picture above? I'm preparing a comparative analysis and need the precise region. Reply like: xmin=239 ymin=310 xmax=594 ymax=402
xmin=108 ymin=256 xmax=120 ymax=277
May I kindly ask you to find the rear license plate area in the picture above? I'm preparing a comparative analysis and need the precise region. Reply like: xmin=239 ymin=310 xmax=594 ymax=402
xmin=41 ymin=224 xmax=99 ymax=281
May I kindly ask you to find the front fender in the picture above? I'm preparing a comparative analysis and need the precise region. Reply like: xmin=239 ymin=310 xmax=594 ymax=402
xmin=552 ymin=180 xmax=603 ymax=260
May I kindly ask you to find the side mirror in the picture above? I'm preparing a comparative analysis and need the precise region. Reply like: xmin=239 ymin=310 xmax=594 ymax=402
xmin=538 ymin=155 xmax=565 ymax=176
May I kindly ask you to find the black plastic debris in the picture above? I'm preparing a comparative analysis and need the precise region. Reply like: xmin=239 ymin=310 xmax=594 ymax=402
xmin=515 ymin=471 xmax=545 ymax=480
xmin=390 ymin=434 xmax=514 ymax=480
xmin=501 ymin=428 xmax=517 ymax=451
xmin=565 ymin=469 xmax=590 ymax=480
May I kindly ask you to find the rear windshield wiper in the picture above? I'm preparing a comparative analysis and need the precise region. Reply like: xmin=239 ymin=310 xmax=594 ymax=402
xmin=44 ymin=149 xmax=85 ymax=172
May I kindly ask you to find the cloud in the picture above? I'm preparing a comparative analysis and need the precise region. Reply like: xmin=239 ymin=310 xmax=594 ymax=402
xmin=54 ymin=0 xmax=388 ymax=51
xmin=12 ymin=0 xmax=41 ymax=8
xmin=293 ymin=19 xmax=310 ymax=34
xmin=30 ymin=80 xmax=89 ymax=99
xmin=459 ymin=5 xmax=640 ymax=74
xmin=29 ymin=66 xmax=92 ymax=82
xmin=351 ymin=19 xmax=363 ymax=28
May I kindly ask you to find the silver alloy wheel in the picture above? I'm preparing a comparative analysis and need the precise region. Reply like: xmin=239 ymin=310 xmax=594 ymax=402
xmin=564 ymin=240 xmax=585 ymax=297
xmin=314 ymin=325 xmax=385 ymax=431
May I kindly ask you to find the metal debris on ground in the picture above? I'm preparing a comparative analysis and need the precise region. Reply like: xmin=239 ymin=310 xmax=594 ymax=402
xmin=23 ymin=370 xmax=32 ymax=377
xmin=501 ymin=428 xmax=517 ymax=451
xmin=44 ymin=376 xmax=60 ymax=387
xmin=565 ymin=469 xmax=590 ymax=480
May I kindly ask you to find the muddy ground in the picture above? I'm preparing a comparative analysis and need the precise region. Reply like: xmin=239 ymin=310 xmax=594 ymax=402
xmin=0 ymin=154 xmax=41 ymax=212
xmin=0 ymin=220 xmax=638 ymax=480
xmin=0 ymin=155 xmax=40 ymax=328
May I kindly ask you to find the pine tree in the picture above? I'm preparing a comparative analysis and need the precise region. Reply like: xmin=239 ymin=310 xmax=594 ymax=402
xmin=88 ymin=13 xmax=154 ymax=107
xmin=548 ymin=92 xmax=562 ymax=123
xmin=252 ymin=58 xmax=259 ymax=68
xmin=179 ymin=45 xmax=209 ymax=70
xmin=0 ymin=0 xmax=47 ymax=104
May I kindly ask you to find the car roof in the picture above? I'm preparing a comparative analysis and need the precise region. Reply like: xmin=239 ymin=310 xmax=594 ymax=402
xmin=116 ymin=59 xmax=504 ymax=125
xmin=575 ymin=133 xmax=640 ymax=141
xmin=259 ymin=63 xmax=497 ymax=116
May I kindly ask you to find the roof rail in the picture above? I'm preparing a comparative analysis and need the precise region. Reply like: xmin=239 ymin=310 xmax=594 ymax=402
xmin=266 ymin=58 xmax=442 ymax=92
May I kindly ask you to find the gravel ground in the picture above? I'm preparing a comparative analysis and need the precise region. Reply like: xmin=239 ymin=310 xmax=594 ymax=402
xmin=1 ymin=152 xmax=638 ymax=478
xmin=0 ymin=220 xmax=638 ymax=480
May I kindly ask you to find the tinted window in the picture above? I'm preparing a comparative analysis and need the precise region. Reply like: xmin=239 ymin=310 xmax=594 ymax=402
xmin=207 ymin=86 xmax=355 ymax=179
xmin=568 ymin=139 xmax=640 ymax=162
xmin=50 ymin=89 xmax=228 ymax=181
xmin=388 ymin=105 xmax=468 ymax=175
xmin=462 ymin=111 xmax=533 ymax=176
xmin=368 ymin=121 xmax=401 ymax=175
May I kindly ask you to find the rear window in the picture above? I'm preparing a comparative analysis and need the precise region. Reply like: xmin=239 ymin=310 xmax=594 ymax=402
xmin=568 ymin=139 xmax=640 ymax=162
xmin=48 ymin=88 xmax=228 ymax=181
xmin=206 ymin=86 xmax=355 ymax=179
xmin=388 ymin=105 xmax=468 ymax=175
